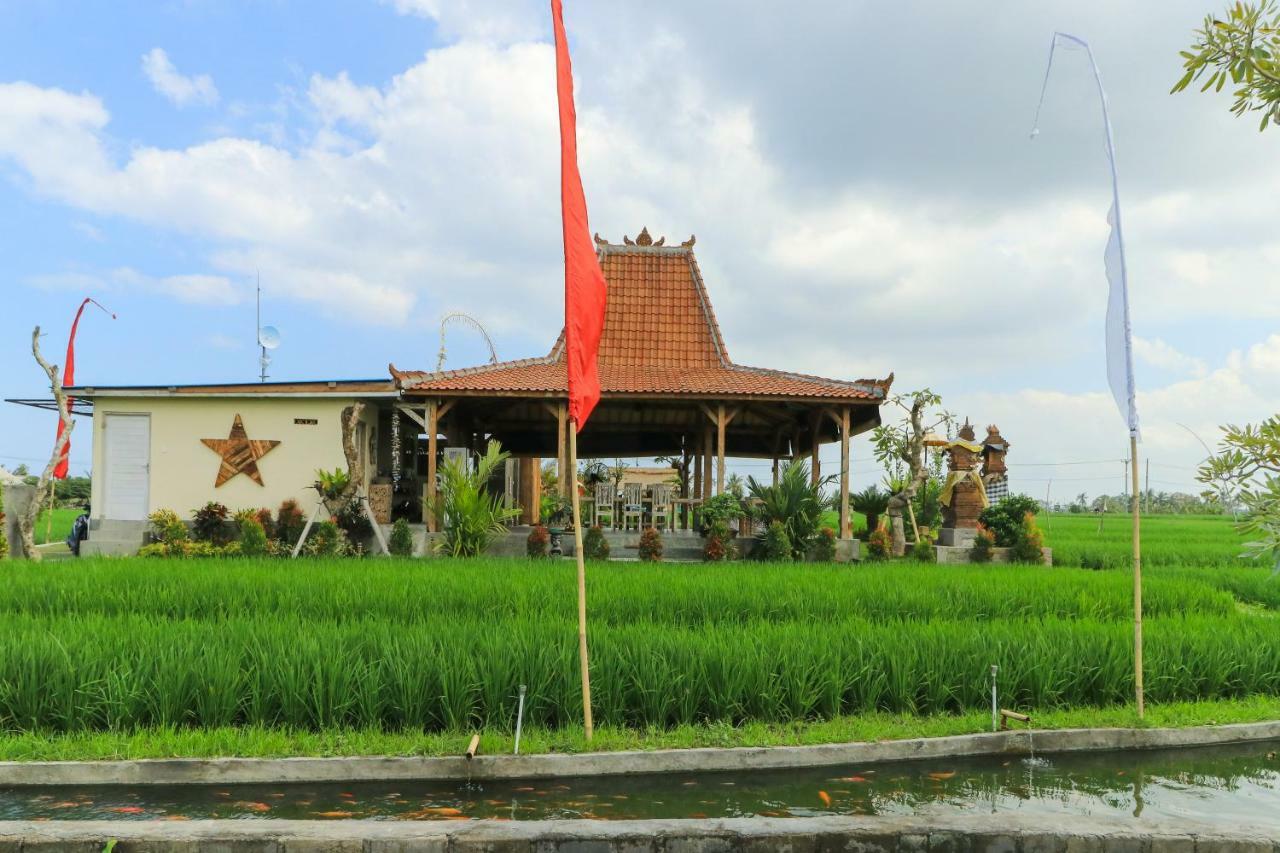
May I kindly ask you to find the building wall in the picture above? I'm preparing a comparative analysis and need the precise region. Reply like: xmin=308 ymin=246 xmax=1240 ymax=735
xmin=90 ymin=396 xmax=377 ymax=521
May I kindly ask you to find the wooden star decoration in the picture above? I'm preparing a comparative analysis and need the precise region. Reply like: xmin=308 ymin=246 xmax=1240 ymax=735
xmin=200 ymin=414 xmax=281 ymax=487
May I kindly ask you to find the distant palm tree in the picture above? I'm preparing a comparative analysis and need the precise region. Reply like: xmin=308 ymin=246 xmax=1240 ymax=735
xmin=850 ymin=485 xmax=890 ymax=533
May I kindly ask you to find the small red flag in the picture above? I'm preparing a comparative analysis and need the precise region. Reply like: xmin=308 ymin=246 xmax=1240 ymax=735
xmin=54 ymin=298 xmax=114 ymax=479
xmin=552 ymin=0 xmax=607 ymax=430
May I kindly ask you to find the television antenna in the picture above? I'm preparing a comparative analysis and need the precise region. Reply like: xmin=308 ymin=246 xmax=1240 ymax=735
xmin=256 ymin=272 xmax=281 ymax=382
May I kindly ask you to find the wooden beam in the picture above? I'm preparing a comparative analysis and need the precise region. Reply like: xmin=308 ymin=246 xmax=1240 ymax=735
xmin=395 ymin=403 xmax=428 ymax=431
xmin=693 ymin=436 xmax=703 ymax=508
xmin=717 ymin=404 xmax=727 ymax=495
xmin=426 ymin=400 xmax=438 ymax=533
xmin=840 ymin=406 xmax=851 ymax=539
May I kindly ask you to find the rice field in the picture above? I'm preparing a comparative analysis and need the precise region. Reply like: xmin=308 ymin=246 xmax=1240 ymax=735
xmin=1042 ymin=512 xmax=1249 ymax=569
xmin=0 ymin=524 xmax=1277 ymax=736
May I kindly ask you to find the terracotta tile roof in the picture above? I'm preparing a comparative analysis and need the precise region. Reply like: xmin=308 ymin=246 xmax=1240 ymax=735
xmin=392 ymin=230 xmax=892 ymax=402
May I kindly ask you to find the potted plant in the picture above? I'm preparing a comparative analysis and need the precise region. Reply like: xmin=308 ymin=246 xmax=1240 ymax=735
xmin=314 ymin=468 xmax=351 ymax=515
xmin=540 ymin=493 xmax=569 ymax=555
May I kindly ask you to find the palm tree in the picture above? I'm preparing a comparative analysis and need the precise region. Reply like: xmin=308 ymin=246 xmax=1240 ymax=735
xmin=427 ymin=440 xmax=520 ymax=557
xmin=746 ymin=459 xmax=833 ymax=560
xmin=850 ymin=485 xmax=890 ymax=533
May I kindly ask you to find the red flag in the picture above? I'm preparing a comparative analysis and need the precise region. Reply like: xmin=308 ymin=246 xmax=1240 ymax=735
xmin=552 ymin=0 xmax=607 ymax=430
xmin=54 ymin=298 xmax=115 ymax=479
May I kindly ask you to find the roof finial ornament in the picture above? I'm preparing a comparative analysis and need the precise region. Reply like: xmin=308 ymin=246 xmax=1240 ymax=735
xmin=622 ymin=234 xmax=635 ymax=246
xmin=593 ymin=232 xmax=608 ymax=247
xmin=681 ymin=234 xmax=696 ymax=248
xmin=636 ymin=226 xmax=654 ymax=246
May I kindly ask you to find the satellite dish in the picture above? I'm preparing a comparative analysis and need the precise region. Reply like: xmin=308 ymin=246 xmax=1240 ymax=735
xmin=258 ymin=326 xmax=281 ymax=349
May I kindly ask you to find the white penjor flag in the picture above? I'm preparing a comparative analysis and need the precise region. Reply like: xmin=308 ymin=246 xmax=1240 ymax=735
xmin=1032 ymin=32 xmax=1140 ymax=441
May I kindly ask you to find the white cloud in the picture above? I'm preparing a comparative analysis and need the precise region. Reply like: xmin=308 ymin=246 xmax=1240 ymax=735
xmin=384 ymin=0 xmax=543 ymax=43
xmin=141 ymin=48 xmax=218 ymax=107
xmin=26 ymin=267 xmax=240 ymax=306
xmin=1132 ymin=337 xmax=1207 ymax=378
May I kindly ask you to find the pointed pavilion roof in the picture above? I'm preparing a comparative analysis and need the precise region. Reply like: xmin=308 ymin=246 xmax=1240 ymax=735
xmin=391 ymin=229 xmax=892 ymax=402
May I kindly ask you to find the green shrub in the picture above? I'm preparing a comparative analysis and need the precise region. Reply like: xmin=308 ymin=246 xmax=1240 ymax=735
xmin=703 ymin=521 xmax=732 ymax=562
xmin=638 ymin=526 xmax=663 ymax=562
xmin=583 ymin=525 xmax=610 ymax=560
xmin=389 ymin=519 xmax=415 ymax=557
xmin=979 ymin=495 xmax=1042 ymax=547
xmin=427 ymin=441 xmax=520 ymax=557
xmin=191 ymin=502 xmax=231 ymax=544
xmin=526 ymin=525 xmax=549 ymax=558
xmin=238 ymin=517 xmax=268 ymax=557
xmin=910 ymin=539 xmax=936 ymax=562
xmin=760 ymin=520 xmax=792 ymax=562
xmin=147 ymin=509 xmax=187 ymax=545
xmin=1009 ymin=512 xmax=1046 ymax=564
xmin=306 ymin=521 xmax=344 ymax=557
xmin=812 ymin=526 xmax=838 ymax=562
xmin=747 ymin=459 xmax=831 ymax=559
xmin=255 ymin=508 xmax=276 ymax=541
xmin=335 ymin=499 xmax=373 ymax=544
xmin=275 ymin=499 xmax=306 ymax=548
xmin=700 ymin=493 xmax=744 ymax=531
xmin=969 ymin=526 xmax=995 ymax=563
xmin=865 ymin=526 xmax=891 ymax=561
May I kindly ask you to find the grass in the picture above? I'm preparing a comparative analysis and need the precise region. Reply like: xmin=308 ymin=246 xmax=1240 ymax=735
xmin=1042 ymin=512 xmax=1250 ymax=569
xmin=32 ymin=506 xmax=79 ymax=546
xmin=0 ymin=512 xmax=1271 ymax=760
xmin=0 ymin=550 xmax=1276 ymax=736
xmin=3 ymin=695 xmax=1278 ymax=762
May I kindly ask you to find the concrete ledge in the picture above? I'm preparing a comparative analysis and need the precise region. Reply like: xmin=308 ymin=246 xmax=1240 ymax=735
xmin=2 ymin=720 xmax=1278 ymax=787
xmin=0 ymin=813 xmax=1275 ymax=852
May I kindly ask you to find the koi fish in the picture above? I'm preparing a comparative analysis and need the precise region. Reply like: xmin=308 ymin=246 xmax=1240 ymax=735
xmin=818 ymin=790 xmax=832 ymax=807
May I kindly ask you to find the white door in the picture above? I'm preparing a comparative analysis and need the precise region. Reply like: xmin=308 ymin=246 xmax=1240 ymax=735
xmin=103 ymin=414 xmax=150 ymax=520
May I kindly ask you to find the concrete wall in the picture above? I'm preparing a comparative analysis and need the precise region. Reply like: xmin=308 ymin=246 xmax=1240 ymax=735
xmin=90 ymin=396 xmax=378 ymax=521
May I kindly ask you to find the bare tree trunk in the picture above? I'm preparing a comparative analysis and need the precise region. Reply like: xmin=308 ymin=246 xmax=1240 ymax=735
xmin=19 ymin=327 xmax=74 ymax=561
xmin=886 ymin=395 xmax=928 ymax=557
xmin=339 ymin=402 xmax=366 ymax=501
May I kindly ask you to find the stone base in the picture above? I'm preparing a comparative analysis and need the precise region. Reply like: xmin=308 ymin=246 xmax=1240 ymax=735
xmin=936 ymin=545 xmax=1053 ymax=565
xmin=937 ymin=527 xmax=977 ymax=547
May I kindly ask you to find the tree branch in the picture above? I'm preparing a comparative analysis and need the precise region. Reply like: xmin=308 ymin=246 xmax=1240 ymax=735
xmin=18 ymin=326 xmax=74 ymax=560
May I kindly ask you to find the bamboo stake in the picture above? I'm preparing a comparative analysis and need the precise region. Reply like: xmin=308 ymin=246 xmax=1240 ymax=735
xmin=1131 ymin=434 xmax=1144 ymax=718
xmin=568 ymin=420 xmax=594 ymax=740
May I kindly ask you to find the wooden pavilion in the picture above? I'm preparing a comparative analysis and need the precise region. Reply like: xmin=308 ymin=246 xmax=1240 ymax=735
xmin=389 ymin=229 xmax=893 ymax=539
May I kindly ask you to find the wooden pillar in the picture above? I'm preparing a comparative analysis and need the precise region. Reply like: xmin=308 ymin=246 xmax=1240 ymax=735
xmin=556 ymin=403 xmax=568 ymax=501
xmin=426 ymin=401 xmax=438 ymax=532
xmin=519 ymin=457 xmax=540 ymax=525
xmin=810 ymin=413 xmax=821 ymax=486
xmin=839 ymin=407 xmax=851 ymax=539
xmin=716 ymin=404 xmax=727 ymax=495
xmin=702 ymin=425 xmax=713 ymax=502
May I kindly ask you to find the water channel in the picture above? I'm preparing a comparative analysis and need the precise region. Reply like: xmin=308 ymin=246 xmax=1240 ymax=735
xmin=1 ymin=740 xmax=1276 ymax=826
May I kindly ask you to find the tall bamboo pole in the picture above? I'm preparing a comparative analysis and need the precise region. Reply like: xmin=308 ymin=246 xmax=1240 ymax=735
xmin=1131 ymin=435 xmax=1144 ymax=718
xmin=568 ymin=421 xmax=594 ymax=740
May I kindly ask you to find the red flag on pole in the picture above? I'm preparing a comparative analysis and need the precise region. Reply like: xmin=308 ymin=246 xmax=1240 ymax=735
xmin=552 ymin=0 xmax=607 ymax=430
xmin=54 ymin=298 xmax=115 ymax=479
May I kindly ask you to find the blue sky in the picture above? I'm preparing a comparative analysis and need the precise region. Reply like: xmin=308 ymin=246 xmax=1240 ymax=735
xmin=2 ymin=0 xmax=1277 ymax=497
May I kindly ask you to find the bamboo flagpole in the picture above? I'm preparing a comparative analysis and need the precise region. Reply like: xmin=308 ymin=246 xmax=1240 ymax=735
xmin=1033 ymin=32 xmax=1144 ymax=716
xmin=1131 ymin=436 xmax=1143 ymax=717
xmin=551 ymin=0 xmax=608 ymax=740
xmin=568 ymin=422 xmax=594 ymax=740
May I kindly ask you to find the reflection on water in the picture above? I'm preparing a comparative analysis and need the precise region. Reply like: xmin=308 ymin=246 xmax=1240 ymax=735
xmin=1 ymin=739 xmax=1276 ymax=824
